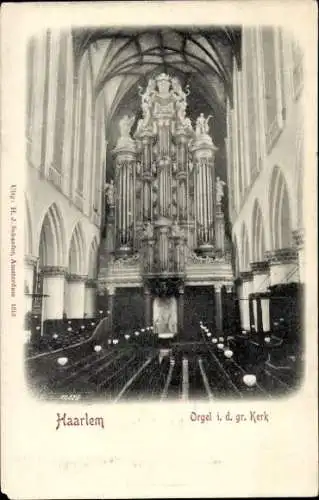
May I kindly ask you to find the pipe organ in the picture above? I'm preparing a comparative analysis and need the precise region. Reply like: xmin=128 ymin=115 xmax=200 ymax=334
xmin=110 ymin=73 xmax=224 ymax=271
xmin=101 ymin=74 xmax=232 ymax=336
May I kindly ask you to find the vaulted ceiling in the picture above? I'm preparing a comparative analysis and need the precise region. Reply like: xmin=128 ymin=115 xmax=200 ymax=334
xmin=72 ymin=27 xmax=241 ymax=180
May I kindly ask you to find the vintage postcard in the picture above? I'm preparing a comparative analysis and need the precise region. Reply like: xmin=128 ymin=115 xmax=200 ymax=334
xmin=1 ymin=1 xmax=318 ymax=498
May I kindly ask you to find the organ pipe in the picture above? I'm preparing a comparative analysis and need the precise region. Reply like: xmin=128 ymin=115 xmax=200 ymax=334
xmin=112 ymin=73 xmax=219 ymax=263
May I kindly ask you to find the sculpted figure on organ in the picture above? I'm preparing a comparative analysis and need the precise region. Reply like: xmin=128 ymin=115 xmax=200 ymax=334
xmin=119 ymin=115 xmax=135 ymax=139
xmin=216 ymin=177 xmax=227 ymax=204
xmin=104 ymin=180 xmax=115 ymax=206
xmin=195 ymin=113 xmax=212 ymax=137
xmin=136 ymin=161 xmax=142 ymax=176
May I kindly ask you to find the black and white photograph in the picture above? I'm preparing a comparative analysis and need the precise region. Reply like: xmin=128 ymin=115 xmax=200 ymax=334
xmin=1 ymin=2 xmax=317 ymax=498
xmin=24 ymin=23 xmax=305 ymax=402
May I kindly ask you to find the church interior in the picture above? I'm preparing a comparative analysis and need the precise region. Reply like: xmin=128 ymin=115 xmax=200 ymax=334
xmin=25 ymin=26 xmax=304 ymax=401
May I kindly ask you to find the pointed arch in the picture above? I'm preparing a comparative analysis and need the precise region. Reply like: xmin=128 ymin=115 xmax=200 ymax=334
xmin=38 ymin=203 xmax=66 ymax=266
xmin=251 ymin=199 xmax=266 ymax=262
xmin=240 ymin=223 xmax=250 ymax=271
xmin=68 ymin=221 xmax=87 ymax=275
xmin=269 ymin=166 xmax=292 ymax=249
xmin=88 ymin=235 xmax=99 ymax=279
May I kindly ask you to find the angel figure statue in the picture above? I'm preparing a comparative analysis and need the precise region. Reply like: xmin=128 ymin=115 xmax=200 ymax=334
xmin=216 ymin=177 xmax=226 ymax=204
xmin=119 ymin=115 xmax=135 ymax=139
xmin=139 ymin=78 xmax=156 ymax=104
xmin=195 ymin=113 xmax=213 ymax=138
xmin=171 ymin=77 xmax=190 ymax=102
xmin=136 ymin=161 xmax=142 ymax=176
xmin=104 ymin=179 xmax=115 ymax=206
xmin=176 ymin=99 xmax=187 ymax=124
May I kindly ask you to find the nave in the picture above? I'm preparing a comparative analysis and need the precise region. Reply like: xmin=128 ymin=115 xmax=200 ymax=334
xmin=26 ymin=318 xmax=302 ymax=402
xmin=24 ymin=26 xmax=305 ymax=403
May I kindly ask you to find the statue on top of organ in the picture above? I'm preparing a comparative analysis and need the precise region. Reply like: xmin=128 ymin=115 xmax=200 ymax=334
xmin=110 ymin=73 xmax=227 ymax=269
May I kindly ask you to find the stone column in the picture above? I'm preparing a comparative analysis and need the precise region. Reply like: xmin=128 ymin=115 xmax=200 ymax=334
xmin=256 ymin=297 xmax=263 ymax=333
xmin=84 ymin=279 xmax=97 ymax=318
xmin=214 ymin=283 xmax=223 ymax=333
xmin=144 ymin=284 xmax=152 ymax=327
xmin=239 ymin=271 xmax=253 ymax=331
xmin=64 ymin=274 xmax=86 ymax=318
xmin=178 ymin=285 xmax=185 ymax=336
xmin=292 ymin=229 xmax=305 ymax=284
xmin=106 ymin=285 xmax=115 ymax=333
xmin=251 ymin=261 xmax=270 ymax=334
xmin=41 ymin=266 xmax=66 ymax=320
xmin=265 ymin=248 xmax=299 ymax=286
xmin=224 ymin=283 xmax=234 ymax=333
xmin=24 ymin=255 xmax=38 ymax=343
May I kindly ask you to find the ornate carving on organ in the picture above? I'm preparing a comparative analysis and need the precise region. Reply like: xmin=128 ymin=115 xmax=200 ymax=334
xmin=112 ymin=73 xmax=226 ymax=271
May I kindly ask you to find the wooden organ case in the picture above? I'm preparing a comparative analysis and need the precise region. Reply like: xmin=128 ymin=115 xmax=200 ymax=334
xmin=99 ymin=74 xmax=233 ymax=338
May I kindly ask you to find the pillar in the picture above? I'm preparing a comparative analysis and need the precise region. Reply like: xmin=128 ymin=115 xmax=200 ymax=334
xmin=65 ymin=274 xmax=87 ymax=318
xmin=256 ymin=297 xmax=263 ymax=333
xmin=84 ymin=279 xmax=97 ymax=318
xmin=224 ymin=283 xmax=234 ymax=333
xmin=239 ymin=271 xmax=253 ymax=331
xmin=144 ymin=284 xmax=152 ymax=327
xmin=107 ymin=285 xmax=115 ymax=332
xmin=214 ymin=284 xmax=223 ymax=333
xmin=251 ymin=261 xmax=270 ymax=334
xmin=178 ymin=285 xmax=185 ymax=335
xmin=24 ymin=255 xmax=38 ymax=343
xmin=41 ymin=266 xmax=66 ymax=320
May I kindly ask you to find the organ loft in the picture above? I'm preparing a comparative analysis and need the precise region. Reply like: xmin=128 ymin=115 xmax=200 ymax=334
xmin=99 ymin=73 xmax=233 ymax=338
